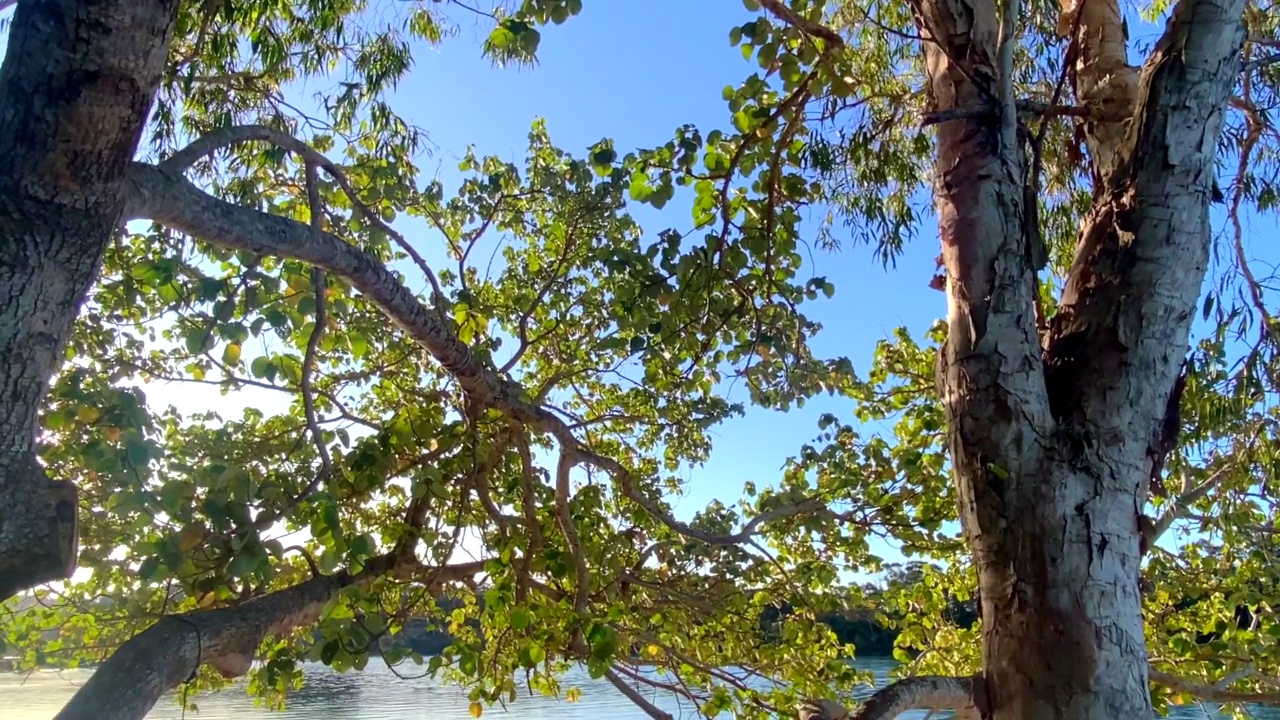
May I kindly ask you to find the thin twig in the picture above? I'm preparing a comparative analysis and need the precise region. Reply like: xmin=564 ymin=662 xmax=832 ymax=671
xmin=299 ymin=160 xmax=335 ymax=488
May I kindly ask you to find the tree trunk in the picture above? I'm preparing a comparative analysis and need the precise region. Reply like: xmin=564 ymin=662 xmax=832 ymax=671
xmin=916 ymin=0 xmax=1246 ymax=715
xmin=0 ymin=0 xmax=180 ymax=600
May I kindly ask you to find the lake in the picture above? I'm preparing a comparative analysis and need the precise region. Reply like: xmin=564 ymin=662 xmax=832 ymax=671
xmin=0 ymin=657 xmax=1271 ymax=719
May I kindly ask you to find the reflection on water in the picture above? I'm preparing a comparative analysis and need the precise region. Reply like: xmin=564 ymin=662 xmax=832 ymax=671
xmin=0 ymin=658 xmax=1272 ymax=719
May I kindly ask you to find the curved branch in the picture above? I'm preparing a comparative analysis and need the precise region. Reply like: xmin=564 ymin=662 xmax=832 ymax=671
xmin=855 ymin=675 xmax=981 ymax=719
xmin=160 ymin=124 xmax=446 ymax=309
xmin=1150 ymin=669 xmax=1280 ymax=706
xmin=123 ymin=162 xmax=825 ymax=548
xmin=54 ymin=556 xmax=486 ymax=720
xmin=801 ymin=676 xmax=982 ymax=719
xmin=296 ymin=160 xmax=334 ymax=503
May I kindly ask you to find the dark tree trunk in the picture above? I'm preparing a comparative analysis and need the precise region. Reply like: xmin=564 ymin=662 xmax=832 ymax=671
xmin=0 ymin=0 xmax=180 ymax=599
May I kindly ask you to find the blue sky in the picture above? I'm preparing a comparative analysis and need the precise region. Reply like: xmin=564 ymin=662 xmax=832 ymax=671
xmin=3 ymin=0 xmax=1275 ymax=579
xmin=366 ymin=1 xmax=946 ymax=569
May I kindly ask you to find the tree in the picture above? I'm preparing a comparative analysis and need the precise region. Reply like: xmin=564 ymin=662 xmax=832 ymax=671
xmin=4 ymin=3 xmax=865 ymax=719
xmin=3 ymin=1 xmax=1280 ymax=720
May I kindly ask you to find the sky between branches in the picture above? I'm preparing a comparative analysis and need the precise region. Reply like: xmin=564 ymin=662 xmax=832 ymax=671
xmin=2 ymin=0 xmax=1276 ymax=581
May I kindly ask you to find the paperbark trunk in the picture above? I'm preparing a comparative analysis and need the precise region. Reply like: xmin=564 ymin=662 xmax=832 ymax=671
xmin=0 ymin=0 xmax=179 ymax=600
xmin=915 ymin=0 xmax=1246 ymax=716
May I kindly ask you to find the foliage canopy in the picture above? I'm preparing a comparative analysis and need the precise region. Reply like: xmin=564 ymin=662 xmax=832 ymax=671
xmin=3 ymin=0 xmax=1280 ymax=717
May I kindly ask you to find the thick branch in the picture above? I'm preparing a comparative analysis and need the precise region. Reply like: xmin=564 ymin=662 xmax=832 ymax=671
xmin=800 ymin=675 xmax=982 ymax=719
xmin=54 ymin=556 xmax=483 ymax=720
xmin=1150 ymin=669 xmax=1280 ymax=706
xmin=1058 ymin=0 xmax=1138 ymax=183
xmin=122 ymin=162 xmax=818 ymax=548
xmin=161 ymin=124 xmax=445 ymax=307
xmin=1046 ymin=0 xmax=1245 ymax=468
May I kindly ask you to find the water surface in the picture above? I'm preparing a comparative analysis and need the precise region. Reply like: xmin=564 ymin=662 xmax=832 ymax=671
xmin=0 ymin=657 xmax=1270 ymax=719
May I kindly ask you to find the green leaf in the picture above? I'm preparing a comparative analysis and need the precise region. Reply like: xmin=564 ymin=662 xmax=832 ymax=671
xmin=320 ymin=640 xmax=341 ymax=666
xmin=510 ymin=608 xmax=531 ymax=630
xmin=124 ymin=436 xmax=150 ymax=467
xmin=137 ymin=556 xmax=161 ymax=581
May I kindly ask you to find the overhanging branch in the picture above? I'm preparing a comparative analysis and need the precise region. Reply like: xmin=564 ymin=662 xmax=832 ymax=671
xmin=800 ymin=675 xmax=983 ymax=719
xmin=122 ymin=161 xmax=818 ymax=548
xmin=1150 ymin=668 xmax=1280 ymax=706
xmin=54 ymin=555 xmax=484 ymax=720
xmin=159 ymin=124 xmax=446 ymax=309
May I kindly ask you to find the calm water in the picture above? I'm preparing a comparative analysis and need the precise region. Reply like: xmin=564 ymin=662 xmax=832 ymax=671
xmin=0 ymin=657 xmax=1270 ymax=719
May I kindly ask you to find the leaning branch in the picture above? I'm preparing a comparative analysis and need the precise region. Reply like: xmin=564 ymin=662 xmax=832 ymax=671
xmin=1150 ymin=669 xmax=1280 ymax=706
xmin=54 ymin=556 xmax=483 ymax=720
xmin=800 ymin=675 xmax=983 ymax=719
xmin=123 ymin=162 xmax=821 ymax=548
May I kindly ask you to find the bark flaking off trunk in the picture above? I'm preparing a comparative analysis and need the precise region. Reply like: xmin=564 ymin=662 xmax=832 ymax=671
xmin=916 ymin=0 xmax=1243 ymax=715
xmin=980 ymin=0 xmax=1243 ymax=716
xmin=0 ymin=0 xmax=179 ymax=600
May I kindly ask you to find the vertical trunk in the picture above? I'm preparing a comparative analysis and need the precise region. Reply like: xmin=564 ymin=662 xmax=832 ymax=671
xmin=0 ymin=0 xmax=180 ymax=600
xmin=914 ymin=0 xmax=1246 ymax=715
xmin=971 ymin=459 xmax=1152 ymax=718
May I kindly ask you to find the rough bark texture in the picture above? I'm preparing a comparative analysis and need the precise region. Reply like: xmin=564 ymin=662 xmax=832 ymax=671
xmin=913 ymin=0 xmax=1246 ymax=715
xmin=0 ymin=0 xmax=179 ymax=600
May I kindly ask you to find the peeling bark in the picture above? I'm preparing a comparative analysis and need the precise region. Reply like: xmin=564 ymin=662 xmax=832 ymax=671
xmin=914 ymin=0 xmax=1245 ymax=715
xmin=1058 ymin=0 xmax=1139 ymax=183
xmin=0 ymin=0 xmax=179 ymax=600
